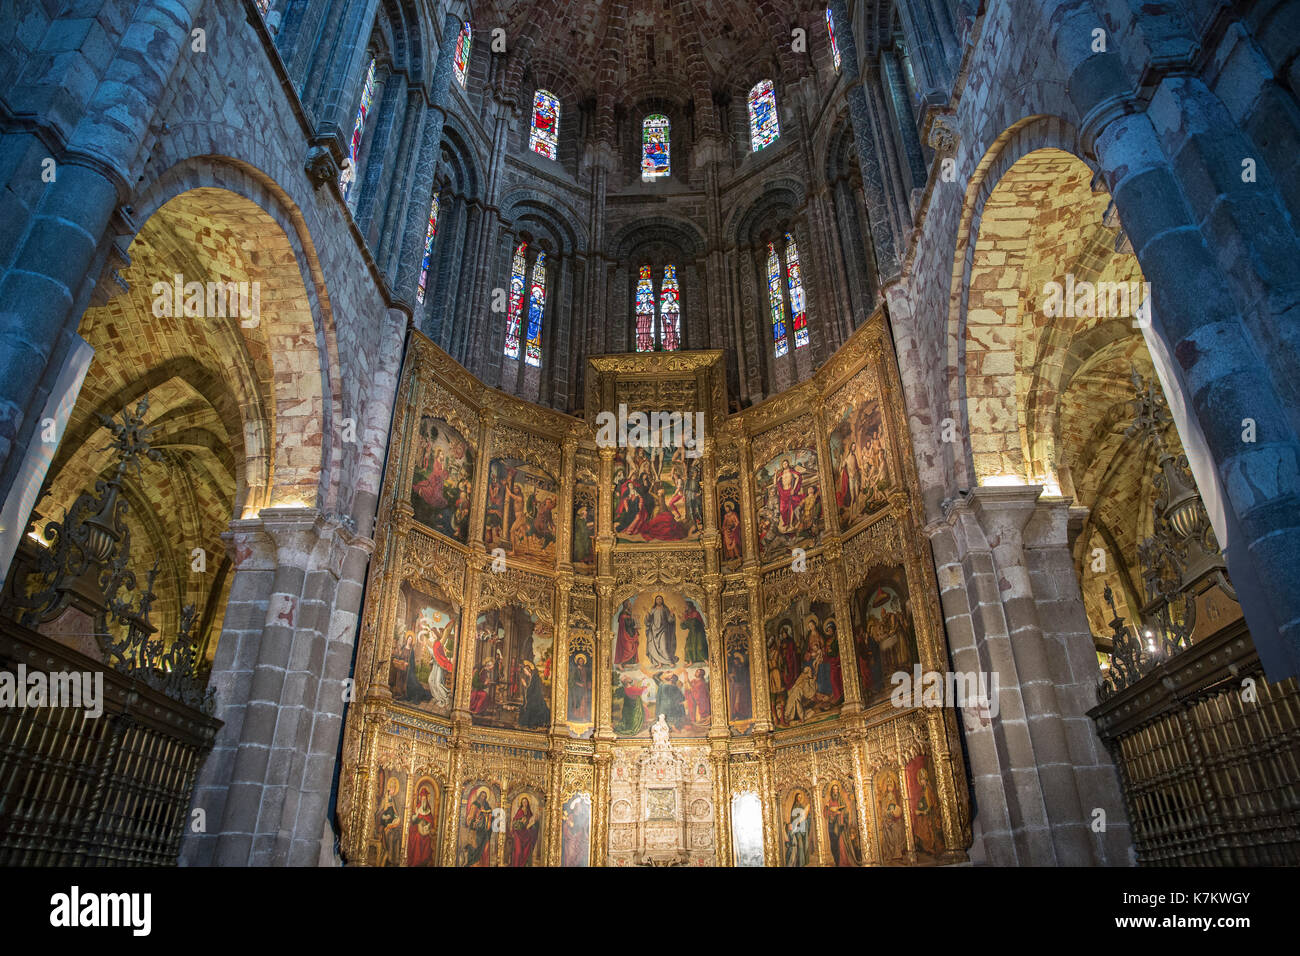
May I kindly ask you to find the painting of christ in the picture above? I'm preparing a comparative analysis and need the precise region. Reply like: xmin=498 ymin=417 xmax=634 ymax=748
xmin=410 ymin=416 xmax=474 ymax=542
xmin=610 ymin=591 xmax=713 ymax=738
xmin=483 ymin=457 xmax=558 ymax=562
xmin=611 ymin=444 xmax=702 ymax=544
xmin=754 ymin=448 xmax=822 ymax=560
xmin=827 ymin=392 xmax=890 ymax=528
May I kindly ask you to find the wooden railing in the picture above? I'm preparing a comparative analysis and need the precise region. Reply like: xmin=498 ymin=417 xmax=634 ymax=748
xmin=1089 ymin=620 xmax=1300 ymax=865
xmin=0 ymin=616 xmax=220 ymax=866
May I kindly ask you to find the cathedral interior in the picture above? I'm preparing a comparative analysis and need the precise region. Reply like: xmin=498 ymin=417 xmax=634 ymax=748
xmin=1 ymin=0 xmax=1299 ymax=870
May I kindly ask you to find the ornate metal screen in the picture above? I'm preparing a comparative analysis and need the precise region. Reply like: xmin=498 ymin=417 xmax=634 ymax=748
xmin=1091 ymin=621 xmax=1300 ymax=865
xmin=0 ymin=397 xmax=220 ymax=865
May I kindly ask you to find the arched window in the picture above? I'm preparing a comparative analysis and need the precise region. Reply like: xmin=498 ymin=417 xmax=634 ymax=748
xmin=748 ymin=79 xmax=780 ymax=152
xmin=254 ymin=0 xmax=271 ymax=15
xmin=642 ymin=114 xmax=670 ymax=180
xmin=530 ymin=89 xmax=560 ymax=159
xmin=341 ymin=57 xmax=377 ymax=203
xmin=416 ymin=191 xmax=441 ymax=305
xmin=784 ymin=233 xmax=809 ymax=350
xmin=826 ymin=8 xmax=841 ymax=72
xmin=453 ymin=22 xmax=472 ymax=87
xmin=635 ymin=266 xmax=656 ymax=352
xmin=768 ymin=243 xmax=788 ymax=356
xmin=524 ymin=254 xmax=546 ymax=367
xmin=503 ymin=242 xmax=528 ymax=360
xmin=660 ymin=265 xmax=681 ymax=351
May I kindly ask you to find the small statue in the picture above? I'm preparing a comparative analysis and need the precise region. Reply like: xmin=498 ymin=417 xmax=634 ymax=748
xmin=651 ymin=713 xmax=670 ymax=748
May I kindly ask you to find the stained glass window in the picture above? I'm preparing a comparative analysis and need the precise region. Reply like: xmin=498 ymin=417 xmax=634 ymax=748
xmin=524 ymin=253 xmax=546 ymax=367
xmin=635 ymin=265 xmax=656 ymax=352
xmin=748 ymin=79 xmax=780 ymax=152
xmin=453 ymin=22 xmax=471 ymax=87
xmin=642 ymin=114 xmax=670 ymax=180
xmin=768 ymin=242 xmax=788 ymax=357
xmin=503 ymin=242 xmax=527 ymax=360
xmin=255 ymin=0 xmax=271 ymax=15
xmin=826 ymin=8 xmax=842 ymax=72
xmin=660 ymin=265 xmax=680 ymax=351
xmin=784 ymin=233 xmax=809 ymax=350
xmin=416 ymin=192 xmax=441 ymax=305
xmin=530 ymin=89 xmax=560 ymax=160
xmin=341 ymin=58 xmax=377 ymax=202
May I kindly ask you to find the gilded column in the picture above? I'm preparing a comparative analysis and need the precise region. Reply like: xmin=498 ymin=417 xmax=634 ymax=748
xmin=710 ymin=743 xmax=731 ymax=865
xmin=591 ymin=746 xmax=612 ymax=867
xmin=845 ymin=725 xmax=878 ymax=865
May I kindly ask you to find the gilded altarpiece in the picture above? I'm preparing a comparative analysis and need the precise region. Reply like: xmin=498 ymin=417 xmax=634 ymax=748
xmin=339 ymin=315 xmax=970 ymax=865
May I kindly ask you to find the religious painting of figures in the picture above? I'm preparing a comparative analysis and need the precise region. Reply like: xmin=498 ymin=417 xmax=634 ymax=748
xmin=764 ymin=598 xmax=843 ymax=729
xmin=410 ymin=416 xmax=474 ymax=542
xmin=755 ymin=449 xmax=822 ymax=561
xmin=731 ymin=791 xmax=765 ymax=866
xmin=875 ymin=768 xmax=908 ymax=862
xmin=506 ymin=790 xmax=545 ymax=866
xmin=483 ymin=457 xmax=558 ymax=562
xmin=561 ymin=792 xmax=591 ymax=867
xmin=781 ymin=787 xmax=816 ymax=867
xmin=827 ymin=394 xmax=890 ymax=528
xmin=906 ymin=751 xmax=946 ymax=858
xmin=389 ymin=581 xmax=459 ymax=715
xmin=406 ymin=776 xmax=440 ymax=867
xmin=370 ymin=767 xmax=407 ymax=867
xmin=566 ymin=632 xmax=594 ymax=736
xmin=718 ymin=482 xmax=743 ymax=568
xmin=469 ymin=605 xmax=553 ymax=732
xmin=611 ymin=445 xmax=703 ymax=543
xmin=849 ymin=565 xmax=921 ymax=705
xmin=822 ymin=779 xmax=863 ymax=866
xmin=571 ymin=487 xmax=596 ymax=570
xmin=611 ymin=591 xmax=713 ymax=738
xmin=458 ymin=782 xmax=500 ymax=867
xmin=724 ymin=623 xmax=754 ymax=735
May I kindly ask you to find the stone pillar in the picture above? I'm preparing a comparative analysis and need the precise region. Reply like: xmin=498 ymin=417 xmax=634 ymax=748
xmin=0 ymin=0 xmax=204 ymax=510
xmin=199 ymin=507 xmax=366 ymax=866
xmin=931 ymin=485 xmax=1126 ymax=866
xmin=826 ymin=0 xmax=900 ymax=281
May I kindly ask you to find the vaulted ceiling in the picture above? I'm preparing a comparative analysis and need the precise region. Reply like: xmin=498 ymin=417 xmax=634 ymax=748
xmin=477 ymin=0 xmax=822 ymax=106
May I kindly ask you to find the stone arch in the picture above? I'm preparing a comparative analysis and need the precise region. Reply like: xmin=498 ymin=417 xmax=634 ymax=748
xmin=40 ymin=177 xmax=330 ymax=659
xmin=129 ymin=173 xmax=336 ymax=513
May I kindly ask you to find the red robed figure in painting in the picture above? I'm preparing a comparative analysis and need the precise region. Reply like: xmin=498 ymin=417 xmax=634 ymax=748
xmin=406 ymin=786 xmax=437 ymax=866
xmin=774 ymin=458 xmax=807 ymax=530
xmin=509 ymin=797 xmax=541 ymax=866
xmin=615 ymin=603 xmax=639 ymax=666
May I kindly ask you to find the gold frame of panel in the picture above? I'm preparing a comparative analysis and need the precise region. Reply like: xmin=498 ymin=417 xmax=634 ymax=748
xmin=338 ymin=307 xmax=971 ymax=866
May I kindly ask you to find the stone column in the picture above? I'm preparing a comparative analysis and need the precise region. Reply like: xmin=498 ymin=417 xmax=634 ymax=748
xmin=826 ymin=0 xmax=900 ymax=282
xmin=0 ymin=0 xmax=204 ymax=508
